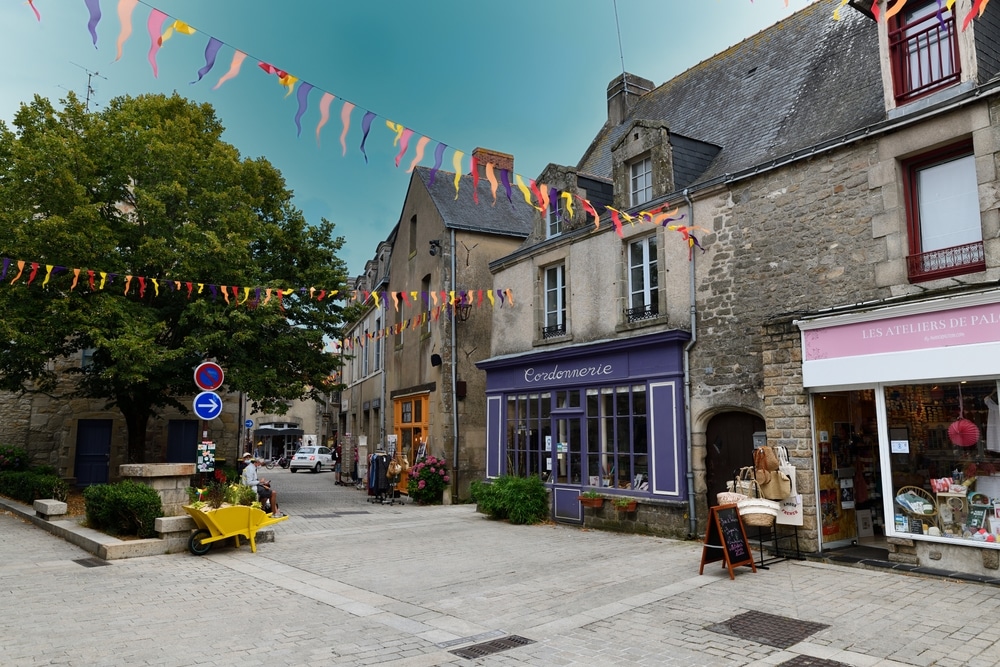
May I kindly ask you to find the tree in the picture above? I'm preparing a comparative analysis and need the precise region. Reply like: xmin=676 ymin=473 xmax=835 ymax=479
xmin=0 ymin=93 xmax=349 ymax=462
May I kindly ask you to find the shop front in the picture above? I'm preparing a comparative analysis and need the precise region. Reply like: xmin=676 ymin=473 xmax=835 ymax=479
xmin=476 ymin=330 xmax=689 ymax=525
xmin=798 ymin=290 xmax=1000 ymax=574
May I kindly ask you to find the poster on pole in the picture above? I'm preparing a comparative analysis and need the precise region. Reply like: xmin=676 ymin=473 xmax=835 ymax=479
xmin=197 ymin=440 xmax=216 ymax=473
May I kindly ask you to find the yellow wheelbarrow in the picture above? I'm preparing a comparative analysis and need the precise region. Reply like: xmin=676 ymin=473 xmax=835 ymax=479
xmin=183 ymin=505 xmax=289 ymax=555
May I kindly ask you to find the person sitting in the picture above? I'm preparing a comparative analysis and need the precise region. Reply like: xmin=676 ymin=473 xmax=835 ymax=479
xmin=242 ymin=457 xmax=284 ymax=517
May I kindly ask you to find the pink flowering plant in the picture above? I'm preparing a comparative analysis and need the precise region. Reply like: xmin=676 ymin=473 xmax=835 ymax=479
xmin=406 ymin=455 xmax=450 ymax=504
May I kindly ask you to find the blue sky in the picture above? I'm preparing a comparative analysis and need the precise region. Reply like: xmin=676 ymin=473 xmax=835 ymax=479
xmin=0 ymin=0 xmax=820 ymax=277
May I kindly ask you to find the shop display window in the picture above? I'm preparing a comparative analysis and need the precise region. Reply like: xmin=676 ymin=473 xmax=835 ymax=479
xmin=885 ymin=380 xmax=1000 ymax=543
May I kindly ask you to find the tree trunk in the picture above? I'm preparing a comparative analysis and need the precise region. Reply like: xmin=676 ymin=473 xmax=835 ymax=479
xmin=120 ymin=400 xmax=152 ymax=464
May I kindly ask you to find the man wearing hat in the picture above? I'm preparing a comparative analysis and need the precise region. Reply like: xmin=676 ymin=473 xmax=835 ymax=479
xmin=241 ymin=456 xmax=284 ymax=517
xmin=237 ymin=451 xmax=251 ymax=477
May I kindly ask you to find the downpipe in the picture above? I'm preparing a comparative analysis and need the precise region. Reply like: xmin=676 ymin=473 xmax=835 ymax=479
xmin=683 ymin=188 xmax=698 ymax=539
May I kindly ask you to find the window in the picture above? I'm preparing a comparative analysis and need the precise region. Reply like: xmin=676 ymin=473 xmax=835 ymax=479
xmin=904 ymin=141 xmax=983 ymax=282
xmin=543 ymin=264 xmax=566 ymax=339
xmin=547 ymin=197 xmax=562 ymax=238
xmin=408 ymin=215 xmax=417 ymax=255
xmin=630 ymin=157 xmax=652 ymax=207
xmin=421 ymin=275 xmax=431 ymax=336
xmin=586 ymin=385 xmax=648 ymax=490
xmin=626 ymin=235 xmax=659 ymax=322
xmin=81 ymin=347 xmax=96 ymax=369
xmin=373 ymin=317 xmax=382 ymax=371
xmin=362 ymin=325 xmax=370 ymax=376
xmin=889 ymin=0 xmax=959 ymax=105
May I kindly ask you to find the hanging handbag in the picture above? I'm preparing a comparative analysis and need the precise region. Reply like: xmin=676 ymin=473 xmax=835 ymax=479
xmin=755 ymin=467 xmax=792 ymax=500
xmin=753 ymin=445 xmax=780 ymax=472
xmin=726 ymin=466 xmax=757 ymax=496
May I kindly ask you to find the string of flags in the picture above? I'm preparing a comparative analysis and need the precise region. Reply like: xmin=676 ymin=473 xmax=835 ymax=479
xmin=20 ymin=0 xmax=709 ymax=255
xmin=833 ymin=0 xmax=991 ymax=30
xmin=0 ymin=255 xmax=515 ymax=318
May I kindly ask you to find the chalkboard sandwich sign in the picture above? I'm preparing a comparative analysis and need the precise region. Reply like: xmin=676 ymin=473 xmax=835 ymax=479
xmin=700 ymin=504 xmax=757 ymax=579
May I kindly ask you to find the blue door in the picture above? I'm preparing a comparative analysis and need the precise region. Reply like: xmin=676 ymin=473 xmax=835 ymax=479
xmin=166 ymin=419 xmax=199 ymax=463
xmin=551 ymin=415 xmax=586 ymax=524
xmin=75 ymin=419 xmax=112 ymax=486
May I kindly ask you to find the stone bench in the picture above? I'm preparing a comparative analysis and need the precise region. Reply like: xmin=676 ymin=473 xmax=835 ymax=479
xmin=34 ymin=499 xmax=68 ymax=521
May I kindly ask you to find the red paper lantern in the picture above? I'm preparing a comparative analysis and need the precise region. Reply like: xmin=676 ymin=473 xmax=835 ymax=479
xmin=948 ymin=418 xmax=980 ymax=447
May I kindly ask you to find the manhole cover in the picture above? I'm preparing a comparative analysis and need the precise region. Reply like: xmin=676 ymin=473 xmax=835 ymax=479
xmin=708 ymin=610 xmax=829 ymax=649
xmin=449 ymin=635 xmax=535 ymax=659
xmin=778 ymin=656 xmax=852 ymax=667
xmin=73 ymin=558 xmax=110 ymax=568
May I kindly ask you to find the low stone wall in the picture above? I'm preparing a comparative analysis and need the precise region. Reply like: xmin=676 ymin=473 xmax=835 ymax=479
xmin=583 ymin=499 xmax=690 ymax=539
xmin=119 ymin=463 xmax=196 ymax=516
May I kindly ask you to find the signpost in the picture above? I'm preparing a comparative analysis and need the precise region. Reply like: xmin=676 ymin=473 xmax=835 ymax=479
xmin=245 ymin=419 xmax=254 ymax=429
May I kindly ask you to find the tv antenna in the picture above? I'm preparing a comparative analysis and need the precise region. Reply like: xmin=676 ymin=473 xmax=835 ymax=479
xmin=71 ymin=62 xmax=107 ymax=111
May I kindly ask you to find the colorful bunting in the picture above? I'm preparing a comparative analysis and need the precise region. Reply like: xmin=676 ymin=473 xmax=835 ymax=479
xmin=146 ymin=9 xmax=168 ymax=77
xmin=213 ymin=50 xmax=246 ymax=89
xmin=294 ymin=82 xmax=313 ymax=137
xmin=359 ymin=110 xmax=375 ymax=162
xmin=191 ymin=36 xmax=222 ymax=84
xmin=85 ymin=0 xmax=102 ymax=46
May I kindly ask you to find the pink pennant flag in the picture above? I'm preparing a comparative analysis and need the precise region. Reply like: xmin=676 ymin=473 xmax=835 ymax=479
xmin=147 ymin=9 xmax=168 ymax=77
xmin=407 ymin=136 xmax=430 ymax=173
xmin=316 ymin=92 xmax=335 ymax=146
xmin=213 ymin=50 xmax=247 ymax=89
xmin=115 ymin=0 xmax=140 ymax=61
xmin=577 ymin=196 xmax=600 ymax=231
xmin=340 ymin=102 xmax=355 ymax=157
xmin=470 ymin=155 xmax=480 ymax=204
xmin=27 ymin=0 xmax=40 ymax=21
xmin=394 ymin=128 xmax=414 ymax=168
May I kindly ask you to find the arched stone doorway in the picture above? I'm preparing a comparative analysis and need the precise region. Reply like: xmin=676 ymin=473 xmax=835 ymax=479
xmin=705 ymin=411 xmax=765 ymax=509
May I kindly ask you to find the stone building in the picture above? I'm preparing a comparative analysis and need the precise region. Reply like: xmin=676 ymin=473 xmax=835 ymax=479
xmin=340 ymin=149 xmax=534 ymax=499
xmin=479 ymin=0 xmax=1000 ymax=576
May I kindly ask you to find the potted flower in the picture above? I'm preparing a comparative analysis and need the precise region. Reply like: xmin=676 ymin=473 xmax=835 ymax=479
xmin=407 ymin=456 xmax=451 ymax=505
xmin=612 ymin=496 xmax=637 ymax=513
xmin=579 ymin=490 xmax=604 ymax=508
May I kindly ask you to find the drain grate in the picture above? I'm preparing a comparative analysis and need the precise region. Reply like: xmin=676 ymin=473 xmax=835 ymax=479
xmin=449 ymin=635 xmax=535 ymax=659
xmin=73 ymin=557 xmax=110 ymax=568
xmin=707 ymin=610 xmax=829 ymax=649
xmin=778 ymin=656 xmax=853 ymax=667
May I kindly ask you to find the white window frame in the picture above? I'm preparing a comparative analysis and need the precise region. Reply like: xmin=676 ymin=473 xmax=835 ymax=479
xmin=547 ymin=197 xmax=562 ymax=238
xmin=373 ymin=317 xmax=382 ymax=371
xmin=630 ymin=157 xmax=652 ymax=207
xmin=544 ymin=264 xmax=566 ymax=334
xmin=628 ymin=235 xmax=658 ymax=316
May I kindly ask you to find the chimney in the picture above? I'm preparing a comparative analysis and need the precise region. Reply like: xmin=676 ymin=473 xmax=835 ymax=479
xmin=471 ymin=148 xmax=514 ymax=177
xmin=607 ymin=73 xmax=653 ymax=126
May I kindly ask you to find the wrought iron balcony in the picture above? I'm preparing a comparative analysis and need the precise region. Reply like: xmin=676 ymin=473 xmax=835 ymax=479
xmin=906 ymin=241 xmax=985 ymax=282
xmin=542 ymin=323 xmax=566 ymax=339
xmin=625 ymin=302 xmax=659 ymax=323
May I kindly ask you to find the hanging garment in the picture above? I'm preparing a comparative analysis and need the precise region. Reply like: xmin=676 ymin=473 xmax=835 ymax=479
xmin=986 ymin=396 xmax=1000 ymax=453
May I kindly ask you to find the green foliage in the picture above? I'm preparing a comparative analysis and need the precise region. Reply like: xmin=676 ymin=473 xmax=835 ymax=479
xmin=225 ymin=483 xmax=257 ymax=506
xmin=0 ymin=92 xmax=350 ymax=461
xmin=471 ymin=475 xmax=549 ymax=525
xmin=204 ymin=482 xmax=226 ymax=509
xmin=580 ymin=490 xmax=603 ymax=499
xmin=406 ymin=456 xmax=450 ymax=504
xmin=0 ymin=470 xmax=69 ymax=503
xmin=83 ymin=480 xmax=162 ymax=538
xmin=0 ymin=445 xmax=30 ymax=472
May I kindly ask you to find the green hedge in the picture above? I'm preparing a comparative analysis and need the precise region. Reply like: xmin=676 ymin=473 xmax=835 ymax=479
xmin=84 ymin=480 xmax=163 ymax=538
xmin=471 ymin=475 xmax=549 ymax=525
xmin=0 ymin=470 xmax=69 ymax=503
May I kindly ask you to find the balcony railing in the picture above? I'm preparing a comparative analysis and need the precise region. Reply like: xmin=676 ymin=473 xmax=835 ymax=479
xmin=889 ymin=8 xmax=959 ymax=105
xmin=625 ymin=301 xmax=659 ymax=323
xmin=906 ymin=241 xmax=985 ymax=282
xmin=542 ymin=323 xmax=566 ymax=339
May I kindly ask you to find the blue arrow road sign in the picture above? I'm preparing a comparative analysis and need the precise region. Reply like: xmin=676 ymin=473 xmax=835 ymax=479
xmin=193 ymin=391 xmax=223 ymax=420
xmin=245 ymin=419 xmax=254 ymax=429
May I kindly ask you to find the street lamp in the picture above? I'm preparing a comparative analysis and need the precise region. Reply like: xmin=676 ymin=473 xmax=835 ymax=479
xmin=455 ymin=301 xmax=472 ymax=322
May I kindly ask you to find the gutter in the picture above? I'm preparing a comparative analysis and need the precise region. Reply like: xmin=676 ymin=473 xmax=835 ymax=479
xmin=450 ymin=227 xmax=460 ymax=499
xmin=683 ymin=188 xmax=698 ymax=539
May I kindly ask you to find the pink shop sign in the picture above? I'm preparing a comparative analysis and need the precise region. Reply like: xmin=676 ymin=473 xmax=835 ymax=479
xmin=803 ymin=302 xmax=1000 ymax=361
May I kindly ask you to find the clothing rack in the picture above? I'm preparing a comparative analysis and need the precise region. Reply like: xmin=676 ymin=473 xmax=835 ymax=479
xmin=367 ymin=449 xmax=403 ymax=505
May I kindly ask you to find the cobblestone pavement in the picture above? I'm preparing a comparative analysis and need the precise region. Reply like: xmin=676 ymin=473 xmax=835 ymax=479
xmin=3 ymin=468 xmax=1000 ymax=666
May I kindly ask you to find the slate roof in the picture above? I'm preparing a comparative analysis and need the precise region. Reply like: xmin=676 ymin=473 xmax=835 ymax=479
xmin=413 ymin=166 xmax=535 ymax=238
xmin=576 ymin=3 xmax=884 ymax=187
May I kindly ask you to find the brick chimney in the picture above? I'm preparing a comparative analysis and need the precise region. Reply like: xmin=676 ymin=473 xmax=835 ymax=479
xmin=607 ymin=73 xmax=653 ymax=126
xmin=471 ymin=148 xmax=514 ymax=177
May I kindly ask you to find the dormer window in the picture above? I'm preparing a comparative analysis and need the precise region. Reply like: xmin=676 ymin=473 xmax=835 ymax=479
xmin=546 ymin=197 xmax=563 ymax=238
xmin=630 ymin=157 xmax=652 ymax=207
xmin=889 ymin=0 xmax=959 ymax=106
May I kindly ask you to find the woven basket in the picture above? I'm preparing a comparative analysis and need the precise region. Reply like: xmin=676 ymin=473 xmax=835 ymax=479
xmin=727 ymin=467 xmax=757 ymax=496
xmin=737 ymin=498 xmax=779 ymax=527
xmin=717 ymin=491 xmax=748 ymax=505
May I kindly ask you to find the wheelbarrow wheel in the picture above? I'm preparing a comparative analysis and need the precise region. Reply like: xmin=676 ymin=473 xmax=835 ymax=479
xmin=189 ymin=529 xmax=213 ymax=555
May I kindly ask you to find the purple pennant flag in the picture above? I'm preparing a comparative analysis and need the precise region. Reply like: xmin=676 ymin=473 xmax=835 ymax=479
xmin=294 ymin=82 xmax=314 ymax=137
xmin=208 ymin=285 xmax=217 ymax=300
xmin=500 ymin=168 xmax=513 ymax=204
xmin=429 ymin=142 xmax=446 ymax=186
xmin=191 ymin=37 xmax=223 ymax=84
xmin=496 ymin=289 xmax=505 ymax=306
xmin=0 ymin=257 xmax=9 ymax=281
xmin=359 ymin=111 xmax=376 ymax=163
xmin=85 ymin=0 xmax=101 ymax=47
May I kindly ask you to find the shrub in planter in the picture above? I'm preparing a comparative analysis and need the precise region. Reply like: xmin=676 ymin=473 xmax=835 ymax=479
xmin=407 ymin=456 xmax=450 ymax=504
xmin=84 ymin=480 xmax=163 ymax=538
xmin=0 ymin=445 xmax=30 ymax=472
xmin=471 ymin=475 xmax=548 ymax=525
xmin=0 ymin=470 xmax=69 ymax=503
